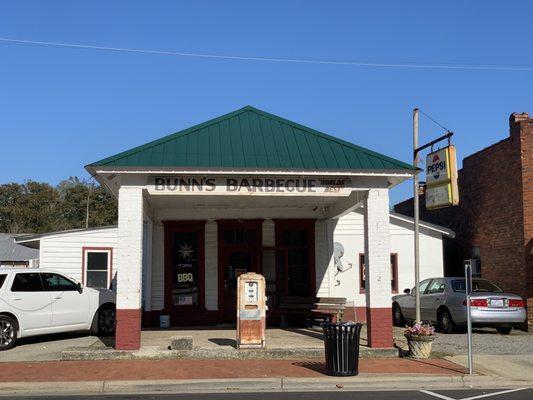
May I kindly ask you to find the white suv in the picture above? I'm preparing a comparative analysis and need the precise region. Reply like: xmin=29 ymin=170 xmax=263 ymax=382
xmin=0 ymin=268 xmax=116 ymax=350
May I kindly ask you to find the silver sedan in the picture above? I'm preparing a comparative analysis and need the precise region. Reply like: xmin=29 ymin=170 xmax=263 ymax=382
xmin=392 ymin=277 xmax=527 ymax=334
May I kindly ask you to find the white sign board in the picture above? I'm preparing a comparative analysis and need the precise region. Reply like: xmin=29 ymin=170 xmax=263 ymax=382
xmin=425 ymin=145 xmax=459 ymax=209
xmin=425 ymin=185 xmax=453 ymax=209
xmin=245 ymin=282 xmax=258 ymax=304
xmin=426 ymin=148 xmax=451 ymax=186
xmin=147 ymin=176 xmax=352 ymax=196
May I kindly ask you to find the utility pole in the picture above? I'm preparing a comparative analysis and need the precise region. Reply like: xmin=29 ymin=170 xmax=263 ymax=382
xmin=413 ymin=108 xmax=421 ymax=323
xmin=85 ymin=185 xmax=91 ymax=229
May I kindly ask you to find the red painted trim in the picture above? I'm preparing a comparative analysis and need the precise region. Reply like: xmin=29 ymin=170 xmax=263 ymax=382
xmin=274 ymin=219 xmax=316 ymax=297
xmin=81 ymin=246 xmax=113 ymax=289
xmin=163 ymin=221 xmax=206 ymax=315
xmin=359 ymin=253 xmax=365 ymax=294
xmin=116 ymin=308 xmax=142 ymax=350
xmin=366 ymin=307 xmax=393 ymax=348
xmin=217 ymin=219 xmax=263 ymax=323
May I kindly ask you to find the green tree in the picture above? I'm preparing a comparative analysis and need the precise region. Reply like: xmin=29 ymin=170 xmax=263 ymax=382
xmin=0 ymin=181 xmax=59 ymax=233
xmin=0 ymin=177 xmax=117 ymax=234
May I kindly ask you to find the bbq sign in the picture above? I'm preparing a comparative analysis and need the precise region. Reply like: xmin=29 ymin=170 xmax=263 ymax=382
xmin=148 ymin=176 xmax=351 ymax=196
xmin=425 ymin=145 xmax=459 ymax=209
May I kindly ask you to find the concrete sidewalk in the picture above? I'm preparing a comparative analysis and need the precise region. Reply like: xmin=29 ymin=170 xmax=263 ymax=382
xmin=0 ymin=357 xmax=531 ymax=396
xmin=0 ymin=358 xmax=466 ymax=381
xmin=446 ymin=354 xmax=533 ymax=381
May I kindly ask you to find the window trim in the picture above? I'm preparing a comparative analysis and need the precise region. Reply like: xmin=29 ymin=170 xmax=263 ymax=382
xmin=359 ymin=253 xmax=399 ymax=294
xmin=164 ymin=220 xmax=206 ymax=313
xmin=82 ymin=247 xmax=113 ymax=289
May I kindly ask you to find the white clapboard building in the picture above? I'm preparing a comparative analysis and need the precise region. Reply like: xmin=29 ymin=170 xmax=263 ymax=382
xmin=16 ymin=106 xmax=453 ymax=350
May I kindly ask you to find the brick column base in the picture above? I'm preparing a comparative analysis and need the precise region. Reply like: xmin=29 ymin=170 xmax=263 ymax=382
xmin=115 ymin=309 xmax=142 ymax=350
xmin=366 ymin=307 xmax=393 ymax=348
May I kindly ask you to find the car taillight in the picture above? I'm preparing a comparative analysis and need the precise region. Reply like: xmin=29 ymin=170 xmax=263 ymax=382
xmin=470 ymin=299 xmax=488 ymax=307
xmin=509 ymin=299 xmax=525 ymax=308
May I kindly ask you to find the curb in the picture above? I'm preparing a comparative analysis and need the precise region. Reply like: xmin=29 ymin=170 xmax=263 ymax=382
xmin=61 ymin=346 xmax=399 ymax=361
xmin=1 ymin=375 xmax=531 ymax=396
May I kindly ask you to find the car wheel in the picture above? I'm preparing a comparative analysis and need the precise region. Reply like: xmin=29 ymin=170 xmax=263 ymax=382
xmin=438 ymin=308 xmax=455 ymax=334
xmin=392 ymin=303 xmax=405 ymax=326
xmin=93 ymin=305 xmax=116 ymax=336
xmin=0 ymin=315 xmax=17 ymax=351
xmin=496 ymin=326 xmax=512 ymax=335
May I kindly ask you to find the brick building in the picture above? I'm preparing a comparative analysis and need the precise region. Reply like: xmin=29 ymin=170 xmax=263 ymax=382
xmin=395 ymin=112 xmax=533 ymax=325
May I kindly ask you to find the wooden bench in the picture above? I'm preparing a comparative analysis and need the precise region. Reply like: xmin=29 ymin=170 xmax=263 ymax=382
xmin=310 ymin=297 xmax=347 ymax=325
xmin=278 ymin=296 xmax=347 ymax=327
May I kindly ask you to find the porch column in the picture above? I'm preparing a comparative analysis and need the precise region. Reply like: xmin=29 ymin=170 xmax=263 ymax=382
xmin=115 ymin=186 xmax=144 ymax=350
xmin=363 ymin=188 xmax=393 ymax=348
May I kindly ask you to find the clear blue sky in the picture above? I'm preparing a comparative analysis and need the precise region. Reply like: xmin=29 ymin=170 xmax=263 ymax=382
xmin=2 ymin=1 xmax=532 ymax=204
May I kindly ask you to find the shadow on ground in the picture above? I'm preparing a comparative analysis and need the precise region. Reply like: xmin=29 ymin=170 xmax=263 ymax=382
xmin=208 ymin=338 xmax=237 ymax=348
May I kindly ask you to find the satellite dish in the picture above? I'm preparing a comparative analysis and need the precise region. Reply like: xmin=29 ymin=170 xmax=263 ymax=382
xmin=334 ymin=242 xmax=351 ymax=273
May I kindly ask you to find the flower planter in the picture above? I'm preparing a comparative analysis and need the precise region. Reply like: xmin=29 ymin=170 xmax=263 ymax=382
xmin=405 ymin=334 xmax=435 ymax=359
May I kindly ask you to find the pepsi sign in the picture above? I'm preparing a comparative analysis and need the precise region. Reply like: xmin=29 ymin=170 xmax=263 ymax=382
xmin=425 ymin=145 xmax=459 ymax=209
xmin=426 ymin=148 xmax=450 ymax=185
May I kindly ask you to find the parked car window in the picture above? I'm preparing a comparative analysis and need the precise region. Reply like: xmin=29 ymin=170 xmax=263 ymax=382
xmin=0 ymin=274 xmax=6 ymax=288
xmin=427 ymin=279 xmax=445 ymax=294
xmin=42 ymin=273 xmax=78 ymax=291
xmin=452 ymin=279 xmax=503 ymax=293
xmin=11 ymin=273 xmax=44 ymax=292
xmin=412 ymin=279 xmax=431 ymax=294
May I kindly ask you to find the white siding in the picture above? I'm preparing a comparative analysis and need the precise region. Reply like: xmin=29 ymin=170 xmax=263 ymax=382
xmin=151 ymin=223 xmax=165 ymax=310
xmin=37 ymin=210 xmax=445 ymax=316
xmin=331 ymin=209 xmax=445 ymax=307
xmin=315 ymin=219 xmax=331 ymax=297
xmin=39 ymin=227 xmax=118 ymax=284
xmin=205 ymin=221 xmax=218 ymax=310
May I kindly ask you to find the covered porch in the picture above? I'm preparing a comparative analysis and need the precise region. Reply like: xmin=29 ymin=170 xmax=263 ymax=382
xmin=111 ymin=181 xmax=398 ymax=350
xmin=86 ymin=106 xmax=416 ymax=352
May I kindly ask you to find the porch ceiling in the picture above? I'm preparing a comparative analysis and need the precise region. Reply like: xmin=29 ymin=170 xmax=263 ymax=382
xmin=146 ymin=190 xmax=366 ymax=220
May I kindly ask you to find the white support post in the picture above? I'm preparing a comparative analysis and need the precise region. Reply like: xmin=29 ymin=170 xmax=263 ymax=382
xmin=116 ymin=186 xmax=144 ymax=350
xmin=363 ymin=188 xmax=393 ymax=348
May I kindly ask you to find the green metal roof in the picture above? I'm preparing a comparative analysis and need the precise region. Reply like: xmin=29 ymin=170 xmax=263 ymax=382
xmin=88 ymin=106 xmax=414 ymax=171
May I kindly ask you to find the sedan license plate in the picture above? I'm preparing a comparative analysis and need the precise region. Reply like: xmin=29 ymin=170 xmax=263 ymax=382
xmin=488 ymin=298 xmax=507 ymax=308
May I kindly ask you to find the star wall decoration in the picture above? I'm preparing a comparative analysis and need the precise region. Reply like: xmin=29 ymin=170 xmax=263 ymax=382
xmin=178 ymin=243 xmax=194 ymax=260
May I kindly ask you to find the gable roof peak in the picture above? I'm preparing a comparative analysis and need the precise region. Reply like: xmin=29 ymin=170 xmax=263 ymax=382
xmin=87 ymin=106 xmax=415 ymax=172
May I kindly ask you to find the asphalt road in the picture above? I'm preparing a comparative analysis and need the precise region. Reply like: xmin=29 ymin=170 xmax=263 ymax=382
xmin=4 ymin=388 xmax=533 ymax=400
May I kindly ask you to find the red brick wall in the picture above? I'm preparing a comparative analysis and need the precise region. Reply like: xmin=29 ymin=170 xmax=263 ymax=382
xmin=518 ymin=118 xmax=533 ymax=323
xmin=116 ymin=309 xmax=142 ymax=350
xmin=366 ymin=307 xmax=393 ymax=348
xmin=461 ymin=119 xmax=526 ymax=301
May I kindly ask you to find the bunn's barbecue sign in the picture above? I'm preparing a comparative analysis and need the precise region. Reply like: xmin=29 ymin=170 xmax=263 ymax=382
xmin=148 ymin=176 xmax=351 ymax=196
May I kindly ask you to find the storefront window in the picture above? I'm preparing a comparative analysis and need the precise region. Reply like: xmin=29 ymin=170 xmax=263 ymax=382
xmin=223 ymin=228 xmax=257 ymax=245
xmin=359 ymin=253 xmax=398 ymax=293
xmin=171 ymin=231 xmax=200 ymax=306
